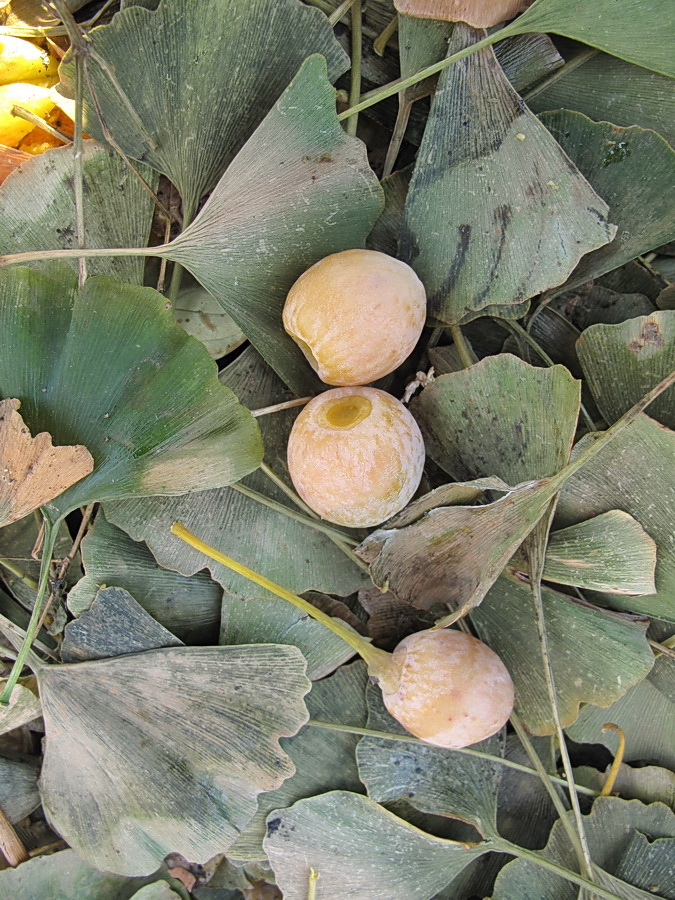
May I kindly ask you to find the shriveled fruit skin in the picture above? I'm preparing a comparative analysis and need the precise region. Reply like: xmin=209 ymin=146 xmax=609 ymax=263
xmin=283 ymin=248 xmax=427 ymax=386
xmin=381 ymin=629 xmax=514 ymax=748
xmin=287 ymin=387 xmax=425 ymax=528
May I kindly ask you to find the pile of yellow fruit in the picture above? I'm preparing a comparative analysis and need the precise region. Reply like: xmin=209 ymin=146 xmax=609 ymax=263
xmin=0 ymin=34 xmax=74 ymax=175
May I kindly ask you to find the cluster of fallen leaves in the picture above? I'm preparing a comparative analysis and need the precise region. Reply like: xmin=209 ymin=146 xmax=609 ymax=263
xmin=0 ymin=0 xmax=674 ymax=898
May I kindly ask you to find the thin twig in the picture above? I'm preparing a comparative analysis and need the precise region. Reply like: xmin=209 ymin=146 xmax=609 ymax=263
xmin=345 ymin=0 xmax=362 ymax=137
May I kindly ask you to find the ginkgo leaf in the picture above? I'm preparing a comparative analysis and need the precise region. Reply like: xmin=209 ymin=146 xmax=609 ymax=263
xmin=400 ymin=24 xmax=614 ymax=326
xmin=0 ymin=678 xmax=41 ymax=736
xmin=492 ymin=797 xmax=675 ymax=899
xmin=264 ymin=791 xmax=490 ymax=900
xmin=67 ymin=512 xmax=222 ymax=645
xmin=394 ymin=1 xmax=533 ymax=27
xmin=62 ymin=0 xmax=349 ymax=221
xmin=61 ymin=586 xmax=184 ymax=663
xmin=37 ymin=644 xmax=310 ymax=875
xmin=0 ymin=755 xmax=40 ymax=823
xmin=172 ymin=284 xmax=246 ymax=360
xmin=0 ymin=141 xmax=158 ymax=285
xmin=541 ymin=511 xmax=657 ymax=595
xmin=357 ymin=476 xmax=560 ymax=620
xmin=577 ymin=311 xmax=675 ymax=429
xmin=542 ymin=113 xmax=675 ymax=290
xmin=502 ymin=0 xmax=675 ymax=78
xmin=412 ymin=354 xmax=580 ymax=482
xmin=357 ymin=683 xmax=505 ymax=838
xmin=0 ymin=850 xmax=189 ymax=900
xmin=0 ymin=264 xmax=262 ymax=520
xmin=0 ymin=398 xmax=93 ymax=527
xmin=470 ymin=572 xmax=654 ymax=734
xmin=157 ymin=55 xmax=383 ymax=393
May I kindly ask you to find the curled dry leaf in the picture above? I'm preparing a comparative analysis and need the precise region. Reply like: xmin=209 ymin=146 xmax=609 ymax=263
xmin=0 ymin=398 xmax=93 ymax=527
xmin=394 ymin=0 xmax=534 ymax=28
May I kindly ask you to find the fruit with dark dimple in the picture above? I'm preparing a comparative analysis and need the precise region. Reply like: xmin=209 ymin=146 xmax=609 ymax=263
xmin=380 ymin=629 xmax=515 ymax=748
xmin=283 ymin=249 xmax=426 ymax=386
xmin=286 ymin=386 xmax=425 ymax=528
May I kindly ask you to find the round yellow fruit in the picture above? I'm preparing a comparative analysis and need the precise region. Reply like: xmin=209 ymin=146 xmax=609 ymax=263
xmin=287 ymin=387 xmax=425 ymax=528
xmin=283 ymin=249 xmax=426 ymax=386
xmin=381 ymin=629 xmax=515 ymax=748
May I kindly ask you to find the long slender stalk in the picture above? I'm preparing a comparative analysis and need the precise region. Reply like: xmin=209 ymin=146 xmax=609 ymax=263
xmin=494 ymin=839 xmax=648 ymax=900
xmin=345 ymin=0 xmax=362 ymax=137
xmin=0 ymin=516 xmax=56 ymax=702
xmin=308 ymin=719 xmax=597 ymax=795
xmin=170 ymin=522 xmax=390 ymax=677
xmin=73 ymin=54 xmax=87 ymax=288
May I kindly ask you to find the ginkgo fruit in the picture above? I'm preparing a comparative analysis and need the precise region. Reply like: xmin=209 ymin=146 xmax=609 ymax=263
xmin=283 ymin=249 xmax=426 ymax=385
xmin=286 ymin=386 xmax=425 ymax=528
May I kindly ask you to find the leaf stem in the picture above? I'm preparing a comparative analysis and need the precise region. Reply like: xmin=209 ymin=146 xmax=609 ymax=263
xmin=308 ymin=720 xmax=597 ymax=795
xmin=229 ymin=481 xmax=359 ymax=546
xmin=0 ymin=515 xmax=57 ymax=703
xmin=337 ymin=29 xmax=498 ymax=121
xmin=599 ymin=724 xmax=626 ymax=796
xmin=494 ymin=838 xmax=645 ymax=900
xmin=345 ymin=0 xmax=362 ymax=137
xmin=450 ymin=324 xmax=477 ymax=369
xmin=0 ymin=246 xmax=158 ymax=267
xmin=170 ymin=522 xmax=391 ymax=677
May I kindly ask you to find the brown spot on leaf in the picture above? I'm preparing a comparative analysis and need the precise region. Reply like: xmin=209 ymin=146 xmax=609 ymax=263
xmin=628 ymin=320 xmax=664 ymax=352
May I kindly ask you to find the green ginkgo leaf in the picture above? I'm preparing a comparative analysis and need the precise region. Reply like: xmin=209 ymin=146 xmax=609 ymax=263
xmin=542 ymin=113 xmax=675 ymax=290
xmin=357 ymin=684 xmax=504 ymax=838
xmin=577 ymin=311 xmax=675 ymax=429
xmin=470 ymin=572 xmax=654 ymax=734
xmin=503 ymin=0 xmax=675 ymax=78
xmin=37 ymin=644 xmax=310 ymax=875
xmin=67 ymin=512 xmax=222 ymax=645
xmin=264 ymin=791 xmax=490 ymax=900
xmin=400 ymin=24 xmax=614 ymax=326
xmin=0 ymin=264 xmax=262 ymax=520
xmin=0 ymin=850 xmax=188 ymax=900
xmin=62 ymin=0 xmax=349 ymax=221
xmin=0 ymin=142 xmax=158 ymax=285
xmin=157 ymin=54 xmax=383 ymax=393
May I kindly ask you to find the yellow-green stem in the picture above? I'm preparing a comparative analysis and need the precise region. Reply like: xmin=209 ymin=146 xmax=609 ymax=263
xmin=170 ymin=522 xmax=391 ymax=678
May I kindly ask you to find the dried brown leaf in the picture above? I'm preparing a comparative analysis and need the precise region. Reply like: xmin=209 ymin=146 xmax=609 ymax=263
xmin=0 ymin=398 xmax=93 ymax=527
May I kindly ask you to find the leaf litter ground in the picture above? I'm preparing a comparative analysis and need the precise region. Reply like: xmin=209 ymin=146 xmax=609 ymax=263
xmin=0 ymin=0 xmax=674 ymax=897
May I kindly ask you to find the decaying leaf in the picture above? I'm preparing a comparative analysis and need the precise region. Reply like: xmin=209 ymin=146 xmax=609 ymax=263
xmin=395 ymin=0 xmax=533 ymax=28
xmin=0 ymin=398 xmax=93 ymax=527
xmin=38 ymin=645 xmax=310 ymax=875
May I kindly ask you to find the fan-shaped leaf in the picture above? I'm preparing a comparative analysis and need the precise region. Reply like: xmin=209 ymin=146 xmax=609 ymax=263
xmin=229 ymin=661 xmax=368 ymax=862
xmin=492 ymin=797 xmax=675 ymax=899
xmin=555 ymin=414 xmax=675 ymax=622
xmin=541 ymin=511 xmax=657 ymax=595
xmin=67 ymin=512 xmax=221 ymax=644
xmin=503 ymin=0 xmax=675 ymax=78
xmin=158 ymin=55 xmax=384 ymax=393
xmin=264 ymin=791 xmax=490 ymax=900
xmin=542 ymin=113 xmax=675 ymax=290
xmin=0 ymin=142 xmax=158 ymax=285
xmin=412 ymin=354 xmax=580 ymax=482
xmin=61 ymin=586 xmax=183 ymax=662
xmin=577 ymin=311 xmax=675 ymax=429
xmin=172 ymin=285 xmax=245 ymax=360
xmin=528 ymin=51 xmax=675 ymax=149
xmin=62 ymin=0 xmax=349 ymax=220
xmin=470 ymin=572 xmax=654 ymax=734
xmin=37 ymin=644 xmax=310 ymax=875
xmin=400 ymin=24 xmax=614 ymax=325
xmin=0 ymin=398 xmax=93 ymax=527
xmin=357 ymin=684 xmax=504 ymax=837
xmin=0 ymin=755 xmax=40 ymax=823
xmin=0 ymin=678 xmax=41 ymax=736
xmin=0 ymin=849 xmax=183 ymax=900
xmin=566 ymin=656 xmax=675 ymax=771
xmin=0 ymin=264 xmax=263 ymax=520
xmin=357 ymin=476 xmax=560 ymax=619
